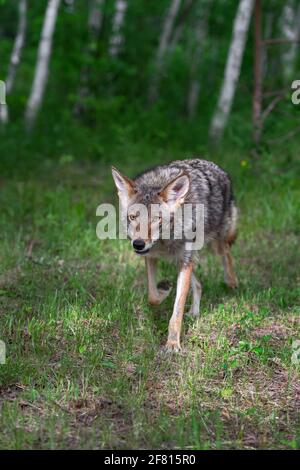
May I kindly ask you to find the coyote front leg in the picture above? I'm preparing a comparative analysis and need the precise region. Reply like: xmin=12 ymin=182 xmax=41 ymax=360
xmin=145 ymin=258 xmax=172 ymax=305
xmin=165 ymin=261 xmax=193 ymax=352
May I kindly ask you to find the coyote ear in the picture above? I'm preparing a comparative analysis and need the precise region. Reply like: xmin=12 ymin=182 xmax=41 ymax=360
xmin=111 ymin=166 xmax=135 ymax=201
xmin=159 ymin=174 xmax=190 ymax=208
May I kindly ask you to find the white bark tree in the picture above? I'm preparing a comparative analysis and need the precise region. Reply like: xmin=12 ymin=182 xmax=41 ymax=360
xmin=209 ymin=0 xmax=255 ymax=140
xmin=64 ymin=0 xmax=75 ymax=13
xmin=0 ymin=0 xmax=27 ymax=124
xmin=74 ymin=0 xmax=105 ymax=116
xmin=108 ymin=0 xmax=128 ymax=58
xmin=279 ymin=0 xmax=300 ymax=82
xmin=0 ymin=82 xmax=5 ymax=105
xmin=186 ymin=0 xmax=211 ymax=119
xmin=148 ymin=0 xmax=182 ymax=104
xmin=88 ymin=0 xmax=105 ymax=33
xmin=168 ymin=0 xmax=193 ymax=52
xmin=25 ymin=0 xmax=61 ymax=129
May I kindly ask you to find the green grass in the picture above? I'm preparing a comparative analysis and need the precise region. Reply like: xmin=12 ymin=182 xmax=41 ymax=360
xmin=0 ymin=151 xmax=299 ymax=449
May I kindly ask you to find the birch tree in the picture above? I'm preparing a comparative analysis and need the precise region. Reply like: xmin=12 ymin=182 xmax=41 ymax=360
xmin=87 ymin=0 xmax=105 ymax=33
xmin=0 ymin=0 xmax=27 ymax=124
xmin=148 ymin=0 xmax=182 ymax=104
xmin=209 ymin=0 xmax=255 ymax=140
xmin=0 ymin=82 xmax=5 ymax=106
xmin=186 ymin=0 xmax=211 ymax=119
xmin=108 ymin=0 xmax=128 ymax=58
xmin=64 ymin=0 xmax=75 ymax=13
xmin=25 ymin=0 xmax=61 ymax=129
xmin=168 ymin=0 xmax=194 ymax=52
xmin=279 ymin=0 xmax=300 ymax=82
xmin=74 ymin=0 xmax=105 ymax=116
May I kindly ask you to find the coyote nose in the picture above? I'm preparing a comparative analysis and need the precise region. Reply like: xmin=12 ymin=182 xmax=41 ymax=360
xmin=133 ymin=239 xmax=145 ymax=251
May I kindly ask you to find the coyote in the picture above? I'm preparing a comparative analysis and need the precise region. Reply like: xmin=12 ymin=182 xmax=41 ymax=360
xmin=111 ymin=159 xmax=238 ymax=352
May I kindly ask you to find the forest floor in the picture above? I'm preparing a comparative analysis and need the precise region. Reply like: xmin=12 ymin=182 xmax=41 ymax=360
xmin=0 ymin=152 xmax=299 ymax=449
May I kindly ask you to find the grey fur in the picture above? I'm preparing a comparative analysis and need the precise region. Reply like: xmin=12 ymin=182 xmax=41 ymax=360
xmin=112 ymin=158 xmax=238 ymax=350
xmin=129 ymin=158 xmax=237 ymax=264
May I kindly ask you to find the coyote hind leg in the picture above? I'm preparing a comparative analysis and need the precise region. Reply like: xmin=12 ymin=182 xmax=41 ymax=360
xmin=213 ymin=240 xmax=238 ymax=289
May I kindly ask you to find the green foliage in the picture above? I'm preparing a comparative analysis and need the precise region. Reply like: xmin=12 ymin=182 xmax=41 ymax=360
xmin=0 ymin=151 xmax=299 ymax=449
xmin=0 ymin=0 xmax=299 ymax=175
xmin=0 ymin=0 xmax=300 ymax=450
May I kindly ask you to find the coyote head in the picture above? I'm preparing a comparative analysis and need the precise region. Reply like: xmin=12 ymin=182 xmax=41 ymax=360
xmin=111 ymin=166 xmax=190 ymax=255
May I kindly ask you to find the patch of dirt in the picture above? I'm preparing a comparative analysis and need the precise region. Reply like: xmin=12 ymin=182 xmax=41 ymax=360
xmin=0 ymin=384 xmax=25 ymax=401
xmin=57 ymin=394 xmax=134 ymax=448
xmin=252 ymin=324 xmax=289 ymax=340
xmin=0 ymin=266 xmax=22 ymax=288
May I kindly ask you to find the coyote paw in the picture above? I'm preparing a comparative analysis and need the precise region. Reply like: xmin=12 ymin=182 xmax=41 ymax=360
xmin=148 ymin=281 xmax=172 ymax=306
xmin=225 ymin=276 xmax=238 ymax=289
xmin=186 ymin=307 xmax=200 ymax=318
xmin=163 ymin=340 xmax=182 ymax=354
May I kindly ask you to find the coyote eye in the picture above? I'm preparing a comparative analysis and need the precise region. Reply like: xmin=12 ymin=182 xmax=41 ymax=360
xmin=129 ymin=214 xmax=136 ymax=221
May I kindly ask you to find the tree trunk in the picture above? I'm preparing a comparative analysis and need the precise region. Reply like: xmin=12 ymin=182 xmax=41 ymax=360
xmin=168 ymin=0 xmax=194 ymax=52
xmin=25 ymin=0 xmax=61 ymax=129
xmin=262 ymin=10 xmax=274 ymax=79
xmin=0 ymin=0 xmax=27 ymax=124
xmin=253 ymin=0 xmax=262 ymax=145
xmin=279 ymin=0 xmax=300 ymax=82
xmin=209 ymin=0 xmax=255 ymax=140
xmin=186 ymin=0 xmax=211 ymax=119
xmin=148 ymin=0 xmax=182 ymax=104
xmin=74 ymin=0 xmax=105 ymax=117
xmin=0 ymin=81 xmax=5 ymax=105
xmin=108 ymin=0 xmax=128 ymax=58
xmin=64 ymin=0 xmax=75 ymax=13
xmin=88 ymin=0 xmax=105 ymax=33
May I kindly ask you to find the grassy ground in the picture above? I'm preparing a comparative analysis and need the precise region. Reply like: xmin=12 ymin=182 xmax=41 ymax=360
xmin=0 ymin=150 xmax=299 ymax=449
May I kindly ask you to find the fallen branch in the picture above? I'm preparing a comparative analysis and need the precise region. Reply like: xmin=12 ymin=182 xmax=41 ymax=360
xmin=261 ymin=94 xmax=285 ymax=122
xmin=262 ymin=38 xmax=300 ymax=45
